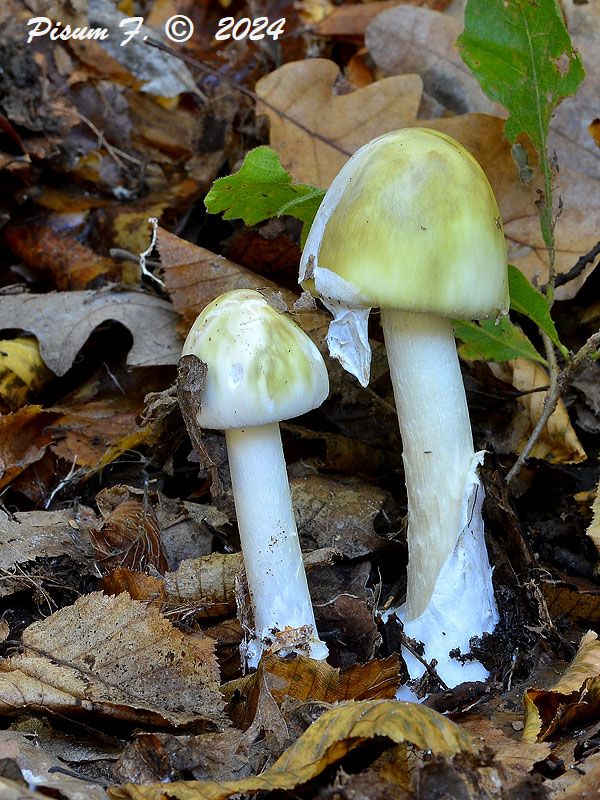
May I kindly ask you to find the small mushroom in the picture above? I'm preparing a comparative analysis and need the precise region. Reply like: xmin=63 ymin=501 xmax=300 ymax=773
xmin=300 ymin=128 xmax=509 ymax=687
xmin=182 ymin=289 xmax=329 ymax=667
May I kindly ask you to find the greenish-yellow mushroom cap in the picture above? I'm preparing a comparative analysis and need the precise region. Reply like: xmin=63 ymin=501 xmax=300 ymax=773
xmin=301 ymin=127 xmax=509 ymax=319
xmin=181 ymin=289 xmax=329 ymax=430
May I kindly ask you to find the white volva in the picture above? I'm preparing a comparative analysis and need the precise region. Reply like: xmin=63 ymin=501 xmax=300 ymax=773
xmin=182 ymin=289 xmax=329 ymax=667
xmin=300 ymin=128 xmax=508 ymax=687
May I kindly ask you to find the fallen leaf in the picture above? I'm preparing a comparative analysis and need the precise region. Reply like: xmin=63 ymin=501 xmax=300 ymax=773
xmin=0 ymin=337 xmax=52 ymax=410
xmin=225 ymin=653 xmax=403 ymax=731
xmin=162 ymin=552 xmax=243 ymax=618
xmin=542 ymin=573 xmax=600 ymax=624
xmin=312 ymin=0 xmax=406 ymax=38
xmin=0 ymin=406 xmax=58 ymax=490
xmin=90 ymin=500 xmax=168 ymax=575
xmin=0 ymin=506 xmax=97 ymax=598
xmin=4 ymin=225 xmax=120 ymax=290
xmin=587 ymin=478 xmax=600 ymax=556
xmin=488 ymin=359 xmax=586 ymax=464
xmin=524 ymin=630 xmax=600 ymax=742
xmin=0 ymin=730 xmax=110 ymax=800
xmin=156 ymin=227 xmax=296 ymax=333
xmin=291 ymin=474 xmax=393 ymax=557
xmin=109 ymin=699 xmax=475 ymax=799
xmin=0 ymin=289 xmax=181 ymax=376
xmin=114 ymin=729 xmax=260 ymax=785
xmin=255 ymin=59 xmax=422 ymax=187
xmin=550 ymin=0 xmax=600 ymax=179
xmin=365 ymin=6 xmax=499 ymax=115
xmin=0 ymin=592 xmax=225 ymax=727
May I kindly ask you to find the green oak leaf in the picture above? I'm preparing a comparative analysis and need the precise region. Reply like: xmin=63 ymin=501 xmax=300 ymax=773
xmin=508 ymin=264 xmax=567 ymax=357
xmin=204 ymin=146 xmax=324 ymax=242
xmin=454 ymin=317 xmax=547 ymax=365
xmin=458 ymin=0 xmax=584 ymax=153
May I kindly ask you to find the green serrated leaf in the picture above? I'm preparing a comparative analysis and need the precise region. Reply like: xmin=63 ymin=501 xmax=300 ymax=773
xmin=508 ymin=264 xmax=567 ymax=357
xmin=458 ymin=0 xmax=584 ymax=153
xmin=204 ymin=146 xmax=324 ymax=241
xmin=454 ymin=317 xmax=547 ymax=365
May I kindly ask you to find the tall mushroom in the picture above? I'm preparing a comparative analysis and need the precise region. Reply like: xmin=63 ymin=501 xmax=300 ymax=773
xmin=300 ymin=128 xmax=508 ymax=687
xmin=181 ymin=289 xmax=329 ymax=667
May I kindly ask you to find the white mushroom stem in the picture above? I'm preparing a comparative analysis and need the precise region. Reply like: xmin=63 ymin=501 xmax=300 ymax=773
xmin=381 ymin=309 xmax=498 ymax=685
xmin=226 ymin=422 xmax=328 ymax=668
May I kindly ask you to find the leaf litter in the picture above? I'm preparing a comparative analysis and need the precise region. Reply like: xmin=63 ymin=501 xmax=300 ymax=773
xmin=0 ymin=0 xmax=600 ymax=798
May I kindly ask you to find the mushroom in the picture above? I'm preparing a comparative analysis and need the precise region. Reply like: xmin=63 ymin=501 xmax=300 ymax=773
xmin=181 ymin=289 xmax=329 ymax=667
xmin=299 ymin=128 xmax=508 ymax=688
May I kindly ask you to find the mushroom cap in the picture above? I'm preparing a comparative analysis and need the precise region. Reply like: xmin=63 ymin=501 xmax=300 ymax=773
xmin=301 ymin=128 xmax=509 ymax=319
xmin=181 ymin=289 xmax=329 ymax=430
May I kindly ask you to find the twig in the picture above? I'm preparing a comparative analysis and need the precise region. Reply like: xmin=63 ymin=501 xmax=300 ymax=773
xmin=555 ymin=240 xmax=600 ymax=289
xmin=506 ymin=330 xmax=600 ymax=483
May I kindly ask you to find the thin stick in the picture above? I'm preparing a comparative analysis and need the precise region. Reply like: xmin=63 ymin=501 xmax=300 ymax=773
xmin=506 ymin=330 xmax=600 ymax=483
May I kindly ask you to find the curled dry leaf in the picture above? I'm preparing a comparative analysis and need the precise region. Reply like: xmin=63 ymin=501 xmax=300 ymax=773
xmin=255 ymin=59 xmax=422 ymax=188
xmin=0 ymin=290 xmax=181 ymax=376
xmin=0 ymin=592 xmax=225 ymax=728
xmin=109 ymin=699 xmax=474 ymax=800
xmin=163 ymin=552 xmax=243 ymax=619
xmin=311 ymin=0 xmax=410 ymax=39
xmin=524 ymin=630 xmax=600 ymax=742
xmin=224 ymin=653 xmax=403 ymax=731
xmin=0 ymin=507 xmax=97 ymax=597
xmin=90 ymin=500 xmax=168 ymax=575
xmin=488 ymin=359 xmax=586 ymax=464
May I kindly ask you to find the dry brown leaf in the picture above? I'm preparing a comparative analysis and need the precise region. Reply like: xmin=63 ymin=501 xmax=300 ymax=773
xmin=524 ymin=631 xmax=600 ymax=742
xmin=0 ymin=290 xmax=181 ymax=376
xmin=0 ymin=507 xmax=97 ymax=597
xmin=225 ymin=653 xmax=403 ymax=730
xmin=587 ymin=478 xmax=600 ymax=556
xmin=156 ymin=227 xmax=296 ymax=334
xmin=312 ymin=0 xmax=404 ymax=38
xmin=255 ymin=59 xmax=422 ymax=188
xmin=109 ymin=699 xmax=475 ymax=800
xmin=0 ymin=406 xmax=58 ymax=490
xmin=461 ymin=718 xmax=551 ymax=785
xmin=542 ymin=573 xmax=600 ymax=624
xmin=163 ymin=552 xmax=243 ymax=618
xmin=551 ymin=0 xmax=600 ymax=179
xmin=291 ymin=474 xmax=394 ymax=557
xmin=365 ymin=6 xmax=499 ymax=115
xmin=4 ymin=225 xmax=120 ymax=290
xmin=90 ymin=500 xmax=168 ymax=575
xmin=0 ymin=592 xmax=225 ymax=727
xmin=0 ymin=731 xmax=110 ymax=800
xmin=488 ymin=359 xmax=586 ymax=464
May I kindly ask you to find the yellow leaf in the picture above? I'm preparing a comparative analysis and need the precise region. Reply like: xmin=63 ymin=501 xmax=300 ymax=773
xmin=523 ymin=631 xmax=600 ymax=742
xmin=109 ymin=699 xmax=474 ymax=799
xmin=489 ymin=359 xmax=586 ymax=464
xmin=0 ymin=338 xmax=51 ymax=410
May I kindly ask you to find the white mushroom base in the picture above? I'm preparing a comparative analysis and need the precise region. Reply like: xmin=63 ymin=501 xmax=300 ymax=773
xmin=226 ymin=423 xmax=328 ymax=669
xmin=392 ymin=455 xmax=499 ymax=689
